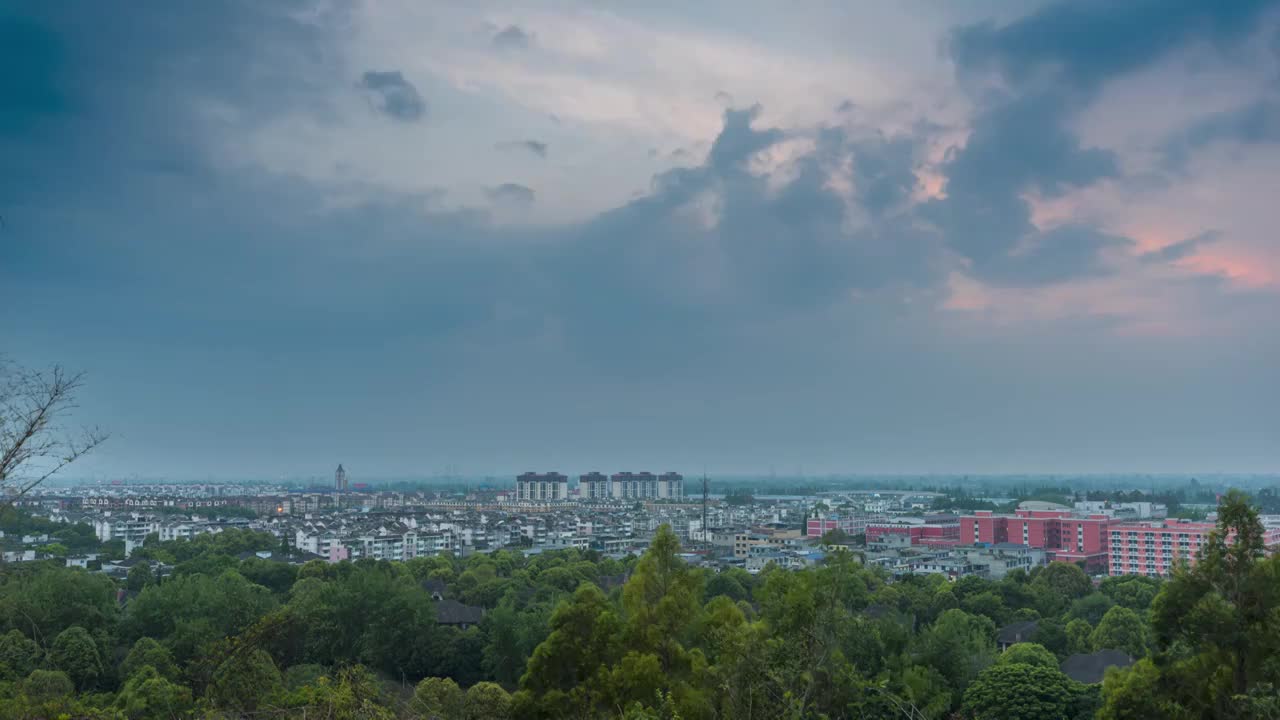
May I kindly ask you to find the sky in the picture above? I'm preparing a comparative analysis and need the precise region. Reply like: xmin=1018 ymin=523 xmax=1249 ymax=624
xmin=3 ymin=0 xmax=1279 ymax=480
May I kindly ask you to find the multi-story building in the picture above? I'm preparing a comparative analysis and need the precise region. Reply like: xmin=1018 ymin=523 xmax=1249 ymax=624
xmin=865 ymin=518 xmax=961 ymax=548
xmin=963 ymin=509 xmax=1113 ymax=571
xmin=610 ymin=472 xmax=654 ymax=499
xmin=92 ymin=513 xmax=161 ymax=544
xmin=579 ymin=472 xmax=610 ymax=500
xmin=657 ymin=472 xmax=684 ymax=499
xmin=1107 ymin=520 xmax=1280 ymax=577
xmin=351 ymin=530 xmax=453 ymax=561
xmin=806 ymin=514 xmax=874 ymax=538
xmin=516 ymin=472 xmax=569 ymax=502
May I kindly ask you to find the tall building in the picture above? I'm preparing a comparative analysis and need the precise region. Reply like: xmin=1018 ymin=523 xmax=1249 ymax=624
xmin=335 ymin=464 xmax=348 ymax=492
xmin=658 ymin=472 xmax=684 ymax=499
xmin=579 ymin=472 xmax=610 ymax=500
xmin=515 ymin=472 xmax=568 ymax=502
xmin=607 ymin=471 xmax=683 ymax=500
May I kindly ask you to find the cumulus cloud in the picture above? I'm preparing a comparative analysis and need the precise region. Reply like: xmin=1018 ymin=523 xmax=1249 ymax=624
xmin=358 ymin=70 xmax=427 ymax=121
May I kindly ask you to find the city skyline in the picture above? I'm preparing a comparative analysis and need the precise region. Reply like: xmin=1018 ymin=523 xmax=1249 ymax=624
xmin=5 ymin=1 xmax=1280 ymax=478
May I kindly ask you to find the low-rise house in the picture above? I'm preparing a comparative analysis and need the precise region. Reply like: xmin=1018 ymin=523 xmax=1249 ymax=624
xmin=996 ymin=620 xmax=1040 ymax=651
xmin=434 ymin=599 xmax=485 ymax=630
xmin=1060 ymin=649 xmax=1133 ymax=684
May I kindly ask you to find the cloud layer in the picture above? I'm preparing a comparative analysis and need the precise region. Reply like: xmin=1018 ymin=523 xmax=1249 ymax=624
xmin=3 ymin=1 xmax=1279 ymax=477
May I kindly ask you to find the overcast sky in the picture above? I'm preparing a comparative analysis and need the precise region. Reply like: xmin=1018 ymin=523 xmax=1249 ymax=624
xmin=4 ymin=1 xmax=1279 ymax=480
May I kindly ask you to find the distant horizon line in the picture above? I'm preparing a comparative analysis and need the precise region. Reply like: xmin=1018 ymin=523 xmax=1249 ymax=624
xmin=43 ymin=470 xmax=1280 ymax=485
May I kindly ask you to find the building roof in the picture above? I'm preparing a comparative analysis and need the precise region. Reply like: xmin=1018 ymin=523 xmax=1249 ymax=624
xmin=1018 ymin=500 xmax=1071 ymax=512
xmin=996 ymin=620 xmax=1039 ymax=645
xmin=434 ymin=598 xmax=485 ymax=626
xmin=1060 ymin=649 xmax=1133 ymax=684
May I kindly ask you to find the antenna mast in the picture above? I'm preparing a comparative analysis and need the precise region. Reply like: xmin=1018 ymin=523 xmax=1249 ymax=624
xmin=702 ymin=472 xmax=709 ymax=546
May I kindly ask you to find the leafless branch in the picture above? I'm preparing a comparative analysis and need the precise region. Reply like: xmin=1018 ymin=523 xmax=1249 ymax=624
xmin=0 ymin=360 xmax=108 ymax=507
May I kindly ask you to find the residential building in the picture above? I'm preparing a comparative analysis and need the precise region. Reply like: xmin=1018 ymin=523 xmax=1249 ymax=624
xmin=579 ymin=472 xmax=610 ymax=500
xmin=1107 ymin=519 xmax=1280 ymax=577
xmin=516 ymin=472 xmax=569 ymax=502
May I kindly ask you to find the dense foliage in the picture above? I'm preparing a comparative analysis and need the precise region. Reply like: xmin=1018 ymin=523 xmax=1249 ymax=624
xmin=0 ymin=491 xmax=1277 ymax=718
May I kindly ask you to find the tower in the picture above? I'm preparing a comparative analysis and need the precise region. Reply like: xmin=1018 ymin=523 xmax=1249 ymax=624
xmin=702 ymin=472 xmax=709 ymax=545
xmin=335 ymin=464 xmax=347 ymax=492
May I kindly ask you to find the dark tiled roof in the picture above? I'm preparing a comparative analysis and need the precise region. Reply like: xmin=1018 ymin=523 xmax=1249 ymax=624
xmin=997 ymin=620 xmax=1040 ymax=645
xmin=1060 ymin=649 xmax=1133 ymax=684
xmin=434 ymin=598 xmax=485 ymax=626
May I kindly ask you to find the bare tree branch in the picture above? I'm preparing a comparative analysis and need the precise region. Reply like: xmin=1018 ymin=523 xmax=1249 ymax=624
xmin=0 ymin=359 xmax=108 ymax=508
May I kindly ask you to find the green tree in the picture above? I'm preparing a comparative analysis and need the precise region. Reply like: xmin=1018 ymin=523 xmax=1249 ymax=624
xmin=1099 ymin=576 xmax=1160 ymax=612
xmin=18 ymin=668 xmax=77 ymax=717
xmin=1032 ymin=619 xmax=1069 ymax=659
xmin=413 ymin=676 xmax=465 ymax=719
xmin=1097 ymin=659 xmax=1183 ymax=720
xmin=961 ymin=663 xmax=1082 ymax=720
xmin=122 ymin=637 xmax=180 ymax=682
xmin=0 ymin=629 xmax=40 ymax=681
xmin=996 ymin=642 xmax=1059 ymax=670
xmin=0 ymin=566 xmax=118 ymax=643
xmin=464 ymin=681 xmax=512 ymax=720
xmin=520 ymin=583 xmax=623 ymax=717
xmin=704 ymin=571 xmax=749 ymax=603
xmin=1090 ymin=606 xmax=1148 ymax=658
xmin=1031 ymin=563 xmax=1092 ymax=615
xmin=280 ymin=665 xmax=396 ymax=720
xmin=48 ymin=625 xmax=103 ymax=691
xmin=1149 ymin=489 xmax=1280 ymax=711
xmin=126 ymin=563 xmax=154 ymax=592
xmin=1067 ymin=592 xmax=1116 ymax=626
xmin=115 ymin=664 xmax=195 ymax=720
xmin=621 ymin=525 xmax=702 ymax=676
xmin=1065 ymin=618 xmax=1093 ymax=655
xmin=208 ymin=648 xmax=283 ymax=714
xmin=962 ymin=590 xmax=1008 ymax=625
xmin=122 ymin=570 xmax=276 ymax=666
xmin=917 ymin=608 xmax=997 ymax=698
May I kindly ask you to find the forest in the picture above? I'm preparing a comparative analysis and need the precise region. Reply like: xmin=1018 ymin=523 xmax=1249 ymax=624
xmin=0 ymin=490 xmax=1275 ymax=719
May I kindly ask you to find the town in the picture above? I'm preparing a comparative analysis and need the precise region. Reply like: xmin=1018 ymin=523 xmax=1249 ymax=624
xmin=7 ymin=466 xmax=1272 ymax=585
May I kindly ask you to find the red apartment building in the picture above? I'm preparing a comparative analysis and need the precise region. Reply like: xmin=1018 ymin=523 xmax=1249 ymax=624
xmin=865 ymin=520 xmax=961 ymax=548
xmin=1107 ymin=520 xmax=1280 ymax=577
xmin=806 ymin=515 xmax=873 ymax=538
xmin=963 ymin=510 xmax=1112 ymax=572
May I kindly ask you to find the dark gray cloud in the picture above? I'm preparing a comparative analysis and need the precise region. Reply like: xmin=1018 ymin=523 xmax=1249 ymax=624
xmin=925 ymin=0 xmax=1278 ymax=287
xmin=950 ymin=0 xmax=1275 ymax=93
xmin=1164 ymin=100 xmax=1280 ymax=168
xmin=486 ymin=182 xmax=536 ymax=205
xmin=492 ymin=24 xmax=530 ymax=50
xmin=920 ymin=91 xmax=1118 ymax=278
xmin=5 ymin=0 xmax=1280 ymax=476
xmin=980 ymin=225 xmax=1130 ymax=287
xmin=358 ymin=70 xmax=426 ymax=121
xmin=496 ymin=139 xmax=548 ymax=157
xmin=849 ymin=133 xmax=918 ymax=215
